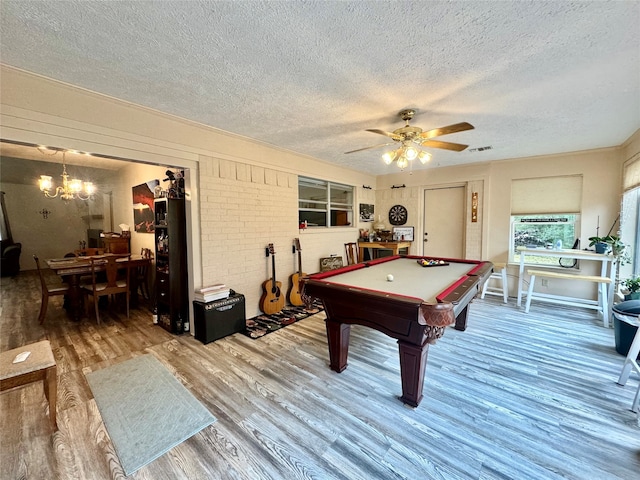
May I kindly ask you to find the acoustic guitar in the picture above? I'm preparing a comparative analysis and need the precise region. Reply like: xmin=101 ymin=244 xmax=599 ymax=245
xmin=287 ymin=238 xmax=307 ymax=306
xmin=260 ymin=243 xmax=285 ymax=315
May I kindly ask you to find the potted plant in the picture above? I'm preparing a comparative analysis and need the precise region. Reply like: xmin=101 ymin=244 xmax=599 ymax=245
xmin=588 ymin=236 xmax=609 ymax=254
xmin=621 ymin=276 xmax=640 ymax=300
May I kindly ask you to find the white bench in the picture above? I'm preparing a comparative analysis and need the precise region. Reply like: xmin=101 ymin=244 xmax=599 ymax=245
xmin=524 ymin=269 xmax=612 ymax=327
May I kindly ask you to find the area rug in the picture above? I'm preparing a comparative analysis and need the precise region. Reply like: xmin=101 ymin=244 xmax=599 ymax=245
xmin=244 ymin=301 xmax=323 ymax=339
xmin=85 ymin=354 xmax=216 ymax=476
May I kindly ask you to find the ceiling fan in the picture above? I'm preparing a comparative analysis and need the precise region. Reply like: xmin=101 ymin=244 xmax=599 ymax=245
xmin=345 ymin=109 xmax=474 ymax=169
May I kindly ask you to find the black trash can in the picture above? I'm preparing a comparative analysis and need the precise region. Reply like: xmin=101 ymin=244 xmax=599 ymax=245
xmin=612 ymin=300 xmax=640 ymax=357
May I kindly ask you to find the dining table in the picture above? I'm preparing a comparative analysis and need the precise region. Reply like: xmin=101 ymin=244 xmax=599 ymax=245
xmin=46 ymin=254 xmax=151 ymax=321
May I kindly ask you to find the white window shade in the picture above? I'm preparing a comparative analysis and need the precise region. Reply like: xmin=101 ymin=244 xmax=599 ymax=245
xmin=511 ymin=175 xmax=583 ymax=215
xmin=623 ymin=155 xmax=640 ymax=192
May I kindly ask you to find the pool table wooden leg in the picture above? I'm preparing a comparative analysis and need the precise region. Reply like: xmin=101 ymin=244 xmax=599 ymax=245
xmin=398 ymin=339 xmax=429 ymax=407
xmin=325 ymin=320 xmax=350 ymax=373
xmin=454 ymin=305 xmax=469 ymax=331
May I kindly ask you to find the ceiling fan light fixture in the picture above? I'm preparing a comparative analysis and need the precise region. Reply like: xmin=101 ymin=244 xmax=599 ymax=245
xmin=346 ymin=109 xmax=474 ymax=172
xmin=404 ymin=146 xmax=418 ymax=161
xmin=418 ymin=150 xmax=432 ymax=164
xmin=396 ymin=157 xmax=409 ymax=170
xmin=382 ymin=150 xmax=397 ymax=165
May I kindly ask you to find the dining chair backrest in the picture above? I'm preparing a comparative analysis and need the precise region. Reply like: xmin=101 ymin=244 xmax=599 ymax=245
xmin=344 ymin=242 xmax=359 ymax=265
xmin=136 ymin=248 xmax=153 ymax=300
xmin=33 ymin=255 xmax=48 ymax=292
xmin=84 ymin=254 xmax=131 ymax=324
xmin=87 ymin=254 xmax=131 ymax=293
xmin=33 ymin=254 xmax=70 ymax=324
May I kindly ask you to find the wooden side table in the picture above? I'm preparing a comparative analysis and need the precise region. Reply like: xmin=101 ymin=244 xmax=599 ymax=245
xmin=0 ymin=340 xmax=57 ymax=430
xmin=102 ymin=236 xmax=130 ymax=254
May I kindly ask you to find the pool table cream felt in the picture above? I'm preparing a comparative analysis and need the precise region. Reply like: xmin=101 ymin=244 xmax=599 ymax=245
xmin=317 ymin=258 xmax=474 ymax=303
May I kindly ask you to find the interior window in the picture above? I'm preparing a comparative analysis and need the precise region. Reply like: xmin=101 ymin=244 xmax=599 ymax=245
xmin=510 ymin=214 xmax=580 ymax=265
xmin=298 ymin=177 xmax=353 ymax=227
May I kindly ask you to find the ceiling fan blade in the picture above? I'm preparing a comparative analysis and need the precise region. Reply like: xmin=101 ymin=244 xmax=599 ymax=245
xmin=419 ymin=122 xmax=474 ymax=140
xmin=345 ymin=142 xmax=395 ymax=154
xmin=366 ymin=129 xmax=404 ymax=141
xmin=420 ymin=139 xmax=469 ymax=152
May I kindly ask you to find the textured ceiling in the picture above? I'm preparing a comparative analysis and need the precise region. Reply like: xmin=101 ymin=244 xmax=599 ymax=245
xmin=1 ymin=1 xmax=639 ymax=175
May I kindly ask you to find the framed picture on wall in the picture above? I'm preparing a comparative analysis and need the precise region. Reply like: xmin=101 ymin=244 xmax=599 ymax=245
xmin=132 ymin=180 xmax=159 ymax=233
xmin=359 ymin=203 xmax=374 ymax=222
xmin=392 ymin=226 xmax=414 ymax=241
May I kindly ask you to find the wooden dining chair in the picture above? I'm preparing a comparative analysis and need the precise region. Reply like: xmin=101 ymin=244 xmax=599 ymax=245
xmin=33 ymin=255 xmax=70 ymax=324
xmin=136 ymin=248 xmax=153 ymax=300
xmin=344 ymin=242 xmax=359 ymax=265
xmin=82 ymin=254 xmax=131 ymax=324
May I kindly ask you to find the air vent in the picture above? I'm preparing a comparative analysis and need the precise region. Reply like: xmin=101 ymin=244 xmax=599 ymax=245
xmin=468 ymin=146 xmax=493 ymax=152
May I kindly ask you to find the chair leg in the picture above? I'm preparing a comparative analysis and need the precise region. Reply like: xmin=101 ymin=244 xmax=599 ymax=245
xmin=632 ymin=382 xmax=640 ymax=413
xmin=618 ymin=327 xmax=640 ymax=386
xmin=524 ymin=274 xmax=536 ymax=313
xmin=140 ymin=278 xmax=149 ymax=300
xmin=501 ymin=268 xmax=509 ymax=303
xmin=94 ymin=295 xmax=101 ymax=325
xmin=599 ymin=282 xmax=609 ymax=328
xmin=480 ymin=278 xmax=489 ymax=299
xmin=38 ymin=295 xmax=48 ymax=324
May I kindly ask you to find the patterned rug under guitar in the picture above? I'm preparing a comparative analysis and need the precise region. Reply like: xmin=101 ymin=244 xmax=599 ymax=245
xmin=243 ymin=300 xmax=323 ymax=339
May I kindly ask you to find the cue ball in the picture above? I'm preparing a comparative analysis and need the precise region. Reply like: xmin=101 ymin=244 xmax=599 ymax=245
xmin=386 ymin=274 xmax=394 ymax=282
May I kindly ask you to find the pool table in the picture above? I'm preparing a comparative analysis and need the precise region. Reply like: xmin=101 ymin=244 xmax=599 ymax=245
xmin=302 ymin=255 xmax=493 ymax=407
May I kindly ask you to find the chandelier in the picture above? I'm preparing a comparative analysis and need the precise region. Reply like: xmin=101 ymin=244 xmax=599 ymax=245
xmin=38 ymin=151 xmax=96 ymax=201
xmin=381 ymin=143 xmax=432 ymax=170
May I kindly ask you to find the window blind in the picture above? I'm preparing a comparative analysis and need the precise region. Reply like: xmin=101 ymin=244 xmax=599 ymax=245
xmin=623 ymin=154 xmax=640 ymax=192
xmin=511 ymin=175 xmax=582 ymax=214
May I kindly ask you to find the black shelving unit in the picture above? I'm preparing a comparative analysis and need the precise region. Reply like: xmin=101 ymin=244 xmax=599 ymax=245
xmin=154 ymin=197 xmax=188 ymax=334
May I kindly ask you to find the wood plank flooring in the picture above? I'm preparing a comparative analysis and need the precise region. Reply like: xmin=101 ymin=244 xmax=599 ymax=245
xmin=1 ymin=270 xmax=639 ymax=479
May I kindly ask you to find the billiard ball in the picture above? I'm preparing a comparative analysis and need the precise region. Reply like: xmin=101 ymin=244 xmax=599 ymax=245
xmin=386 ymin=274 xmax=394 ymax=282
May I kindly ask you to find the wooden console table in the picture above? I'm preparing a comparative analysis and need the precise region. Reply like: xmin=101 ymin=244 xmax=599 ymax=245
xmin=516 ymin=247 xmax=616 ymax=313
xmin=357 ymin=240 xmax=412 ymax=263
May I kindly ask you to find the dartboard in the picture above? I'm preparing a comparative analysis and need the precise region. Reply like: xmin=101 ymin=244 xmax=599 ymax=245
xmin=388 ymin=205 xmax=408 ymax=225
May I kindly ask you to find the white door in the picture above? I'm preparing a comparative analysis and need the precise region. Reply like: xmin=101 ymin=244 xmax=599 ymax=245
xmin=423 ymin=186 xmax=465 ymax=257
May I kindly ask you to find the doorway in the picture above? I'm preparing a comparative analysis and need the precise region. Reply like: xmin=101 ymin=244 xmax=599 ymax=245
xmin=423 ymin=185 xmax=465 ymax=258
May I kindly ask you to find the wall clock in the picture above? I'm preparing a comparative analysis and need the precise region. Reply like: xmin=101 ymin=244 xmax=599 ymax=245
xmin=388 ymin=205 xmax=408 ymax=225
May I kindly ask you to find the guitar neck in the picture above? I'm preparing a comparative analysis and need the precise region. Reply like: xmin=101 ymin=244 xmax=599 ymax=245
xmin=294 ymin=238 xmax=303 ymax=275
xmin=271 ymin=252 xmax=277 ymax=292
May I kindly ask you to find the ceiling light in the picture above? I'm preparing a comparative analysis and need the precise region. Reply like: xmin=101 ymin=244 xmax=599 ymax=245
xmin=418 ymin=150 xmax=432 ymax=164
xmin=381 ymin=144 xmax=433 ymax=170
xmin=38 ymin=151 xmax=96 ymax=201
xmin=404 ymin=146 xmax=418 ymax=161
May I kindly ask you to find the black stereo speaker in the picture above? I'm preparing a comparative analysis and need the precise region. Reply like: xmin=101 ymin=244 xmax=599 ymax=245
xmin=193 ymin=293 xmax=246 ymax=344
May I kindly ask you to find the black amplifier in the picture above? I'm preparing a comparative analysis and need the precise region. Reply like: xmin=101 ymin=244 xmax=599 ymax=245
xmin=193 ymin=293 xmax=246 ymax=344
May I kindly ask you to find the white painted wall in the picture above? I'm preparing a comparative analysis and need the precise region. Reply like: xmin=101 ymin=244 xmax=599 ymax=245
xmin=0 ymin=66 xmax=375 ymax=318
xmin=0 ymin=182 xmax=104 ymax=263
xmin=1 ymin=66 xmax=637 ymax=318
